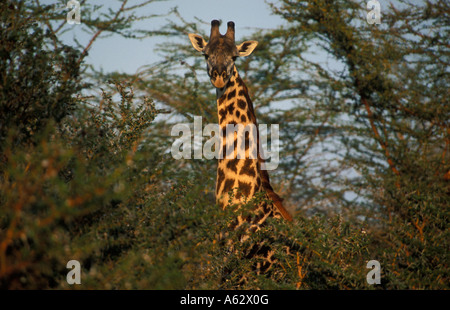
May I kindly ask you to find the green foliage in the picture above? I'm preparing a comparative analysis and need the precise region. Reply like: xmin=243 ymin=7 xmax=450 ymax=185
xmin=0 ymin=1 xmax=82 ymax=148
xmin=0 ymin=78 xmax=158 ymax=288
xmin=212 ymin=195 xmax=372 ymax=290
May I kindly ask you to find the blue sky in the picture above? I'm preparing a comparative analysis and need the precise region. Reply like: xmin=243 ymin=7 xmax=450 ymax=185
xmin=58 ymin=0 xmax=285 ymax=73
xmin=52 ymin=0 xmax=423 ymax=74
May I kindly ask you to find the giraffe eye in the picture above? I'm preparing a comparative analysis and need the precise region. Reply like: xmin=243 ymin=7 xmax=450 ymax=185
xmin=204 ymin=54 xmax=209 ymax=60
xmin=232 ymin=56 xmax=237 ymax=61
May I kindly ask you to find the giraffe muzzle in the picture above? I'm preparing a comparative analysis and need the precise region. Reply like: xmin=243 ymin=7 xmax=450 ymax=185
xmin=211 ymin=70 xmax=228 ymax=88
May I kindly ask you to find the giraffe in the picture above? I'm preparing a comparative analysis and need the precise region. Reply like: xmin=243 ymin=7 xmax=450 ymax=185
xmin=188 ymin=20 xmax=292 ymax=281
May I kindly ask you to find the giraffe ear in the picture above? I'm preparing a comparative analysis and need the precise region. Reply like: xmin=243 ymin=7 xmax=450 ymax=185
xmin=236 ymin=40 xmax=258 ymax=57
xmin=188 ymin=33 xmax=207 ymax=52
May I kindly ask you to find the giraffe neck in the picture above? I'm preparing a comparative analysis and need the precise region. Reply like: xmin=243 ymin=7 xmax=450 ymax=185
xmin=214 ymin=66 xmax=292 ymax=286
xmin=214 ymin=67 xmax=292 ymax=222
xmin=215 ymin=67 xmax=260 ymax=208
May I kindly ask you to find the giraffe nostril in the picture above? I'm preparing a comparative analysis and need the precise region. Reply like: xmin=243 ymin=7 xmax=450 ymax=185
xmin=213 ymin=71 xmax=218 ymax=78
xmin=221 ymin=71 xmax=227 ymax=79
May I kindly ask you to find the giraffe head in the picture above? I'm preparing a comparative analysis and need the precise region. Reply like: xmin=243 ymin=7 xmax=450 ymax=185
xmin=188 ymin=20 xmax=258 ymax=88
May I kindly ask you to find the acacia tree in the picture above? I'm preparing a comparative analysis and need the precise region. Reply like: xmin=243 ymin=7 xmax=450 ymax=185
xmin=268 ymin=0 xmax=449 ymax=288
xmin=0 ymin=0 xmax=172 ymax=289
